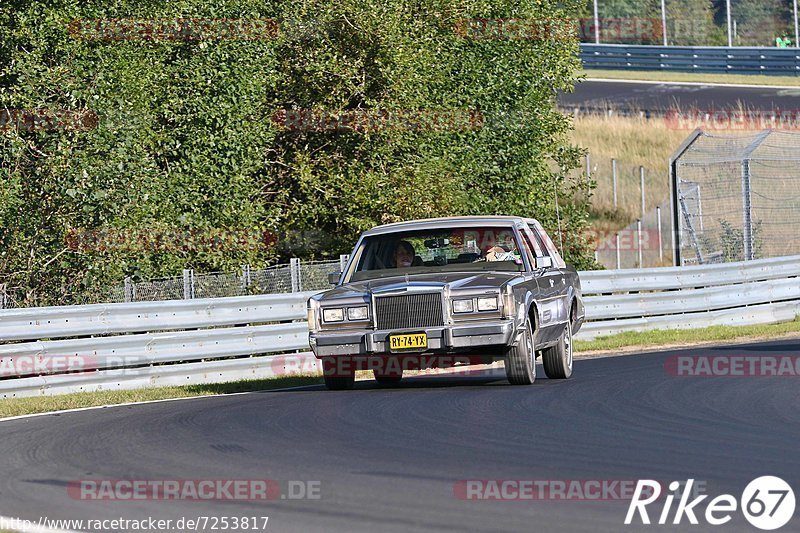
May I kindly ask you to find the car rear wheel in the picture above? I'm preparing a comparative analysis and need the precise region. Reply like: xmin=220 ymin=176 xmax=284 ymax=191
xmin=322 ymin=357 xmax=356 ymax=390
xmin=542 ymin=320 xmax=573 ymax=379
xmin=505 ymin=317 xmax=536 ymax=385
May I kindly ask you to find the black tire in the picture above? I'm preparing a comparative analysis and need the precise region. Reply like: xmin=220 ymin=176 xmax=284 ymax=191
xmin=542 ymin=319 xmax=573 ymax=379
xmin=374 ymin=370 xmax=403 ymax=385
xmin=505 ymin=317 xmax=536 ymax=385
xmin=322 ymin=357 xmax=356 ymax=390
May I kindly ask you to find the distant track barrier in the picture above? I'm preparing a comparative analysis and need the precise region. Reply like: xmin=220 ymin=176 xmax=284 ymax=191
xmin=581 ymin=44 xmax=800 ymax=75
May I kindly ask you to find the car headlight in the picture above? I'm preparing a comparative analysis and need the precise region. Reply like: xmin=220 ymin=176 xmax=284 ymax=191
xmin=477 ymin=296 xmax=499 ymax=311
xmin=347 ymin=306 xmax=369 ymax=321
xmin=452 ymin=299 xmax=474 ymax=314
xmin=322 ymin=308 xmax=345 ymax=322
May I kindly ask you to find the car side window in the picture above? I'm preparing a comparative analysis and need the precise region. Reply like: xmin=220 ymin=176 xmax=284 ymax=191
xmin=519 ymin=232 xmax=537 ymax=269
xmin=529 ymin=223 xmax=566 ymax=269
xmin=526 ymin=225 xmax=548 ymax=256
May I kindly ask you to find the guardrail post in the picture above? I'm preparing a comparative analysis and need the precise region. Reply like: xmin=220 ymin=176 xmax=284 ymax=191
xmin=183 ymin=269 xmax=195 ymax=299
xmin=290 ymin=258 xmax=301 ymax=293
xmin=339 ymin=254 xmax=349 ymax=272
xmin=124 ymin=277 xmax=134 ymax=303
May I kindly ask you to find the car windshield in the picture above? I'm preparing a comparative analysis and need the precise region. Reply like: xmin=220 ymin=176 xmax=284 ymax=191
xmin=349 ymin=226 xmax=525 ymax=281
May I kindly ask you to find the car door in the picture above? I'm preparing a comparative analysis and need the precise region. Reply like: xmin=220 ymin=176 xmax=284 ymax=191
xmin=524 ymin=224 xmax=567 ymax=344
xmin=515 ymin=227 xmax=544 ymax=332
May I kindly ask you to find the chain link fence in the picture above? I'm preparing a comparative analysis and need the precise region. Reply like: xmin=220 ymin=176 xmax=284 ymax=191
xmin=672 ymin=130 xmax=800 ymax=265
xmin=594 ymin=201 xmax=673 ymax=269
xmin=0 ymin=257 xmax=347 ymax=309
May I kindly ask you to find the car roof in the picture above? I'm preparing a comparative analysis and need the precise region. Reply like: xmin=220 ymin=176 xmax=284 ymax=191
xmin=361 ymin=216 xmax=541 ymax=236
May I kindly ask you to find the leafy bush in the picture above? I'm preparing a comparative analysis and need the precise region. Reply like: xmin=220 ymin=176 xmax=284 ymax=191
xmin=1 ymin=0 xmax=593 ymax=306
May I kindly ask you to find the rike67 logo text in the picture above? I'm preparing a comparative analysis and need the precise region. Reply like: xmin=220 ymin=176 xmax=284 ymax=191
xmin=626 ymin=477 xmax=795 ymax=530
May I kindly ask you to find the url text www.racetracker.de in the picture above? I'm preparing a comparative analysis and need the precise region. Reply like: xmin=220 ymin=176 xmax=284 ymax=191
xmin=0 ymin=515 xmax=270 ymax=532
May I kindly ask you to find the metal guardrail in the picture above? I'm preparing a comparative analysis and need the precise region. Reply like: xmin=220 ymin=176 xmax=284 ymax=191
xmin=0 ymin=291 xmax=316 ymax=342
xmin=2 ymin=255 xmax=800 ymax=398
xmin=580 ymin=255 xmax=800 ymax=293
xmin=581 ymin=44 xmax=800 ymax=74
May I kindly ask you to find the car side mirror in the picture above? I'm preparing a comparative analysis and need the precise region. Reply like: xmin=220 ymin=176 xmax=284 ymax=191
xmin=328 ymin=271 xmax=341 ymax=285
xmin=536 ymin=256 xmax=553 ymax=269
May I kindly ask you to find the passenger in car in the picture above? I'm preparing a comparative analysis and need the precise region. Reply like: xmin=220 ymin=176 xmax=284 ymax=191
xmin=392 ymin=240 xmax=416 ymax=268
xmin=484 ymin=245 xmax=520 ymax=262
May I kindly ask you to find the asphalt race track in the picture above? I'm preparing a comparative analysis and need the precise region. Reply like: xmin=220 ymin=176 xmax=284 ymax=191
xmin=559 ymin=79 xmax=800 ymax=113
xmin=1 ymin=339 xmax=799 ymax=533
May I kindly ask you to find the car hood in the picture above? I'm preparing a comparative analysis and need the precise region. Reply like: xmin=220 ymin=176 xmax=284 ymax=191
xmin=318 ymin=272 xmax=518 ymax=300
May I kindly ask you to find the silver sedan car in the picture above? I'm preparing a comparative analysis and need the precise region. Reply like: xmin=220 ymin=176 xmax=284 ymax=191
xmin=308 ymin=216 xmax=585 ymax=389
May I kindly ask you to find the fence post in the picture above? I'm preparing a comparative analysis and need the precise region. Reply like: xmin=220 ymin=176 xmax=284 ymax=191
xmin=290 ymin=258 xmax=302 ymax=293
xmin=615 ymin=233 xmax=621 ymax=270
xmin=637 ymin=219 xmax=643 ymax=268
xmin=639 ymin=166 xmax=646 ymax=219
xmin=0 ymin=283 xmax=7 ymax=309
xmin=611 ymin=159 xmax=618 ymax=210
xmin=585 ymin=153 xmax=592 ymax=204
xmin=656 ymin=206 xmax=664 ymax=263
xmin=183 ymin=269 xmax=195 ymax=299
xmin=241 ymin=264 xmax=251 ymax=292
xmin=124 ymin=277 xmax=134 ymax=303
xmin=742 ymin=159 xmax=754 ymax=261
xmin=339 ymin=254 xmax=349 ymax=272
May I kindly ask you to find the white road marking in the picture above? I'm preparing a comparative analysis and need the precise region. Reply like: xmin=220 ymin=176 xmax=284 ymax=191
xmin=584 ymin=77 xmax=800 ymax=90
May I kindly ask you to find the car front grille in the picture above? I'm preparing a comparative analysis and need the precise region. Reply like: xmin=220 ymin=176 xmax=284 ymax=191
xmin=374 ymin=293 xmax=444 ymax=331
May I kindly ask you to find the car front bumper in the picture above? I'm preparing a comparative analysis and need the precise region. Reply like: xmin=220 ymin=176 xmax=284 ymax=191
xmin=309 ymin=320 xmax=517 ymax=358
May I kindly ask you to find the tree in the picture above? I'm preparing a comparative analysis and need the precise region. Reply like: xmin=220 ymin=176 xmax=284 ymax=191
xmin=1 ymin=0 xmax=595 ymax=307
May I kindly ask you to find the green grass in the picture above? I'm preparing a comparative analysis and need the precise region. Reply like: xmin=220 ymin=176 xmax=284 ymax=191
xmin=580 ymin=69 xmax=800 ymax=86
xmin=575 ymin=316 xmax=800 ymax=352
xmin=0 ymin=375 xmax=322 ymax=419
xmin=570 ymin=113 xmax=686 ymax=230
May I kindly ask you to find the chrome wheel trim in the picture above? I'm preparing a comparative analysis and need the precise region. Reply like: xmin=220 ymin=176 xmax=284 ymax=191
xmin=564 ymin=322 xmax=573 ymax=372
xmin=526 ymin=324 xmax=535 ymax=373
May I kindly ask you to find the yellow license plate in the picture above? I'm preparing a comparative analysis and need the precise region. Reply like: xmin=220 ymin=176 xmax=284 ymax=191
xmin=389 ymin=333 xmax=427 ymax=351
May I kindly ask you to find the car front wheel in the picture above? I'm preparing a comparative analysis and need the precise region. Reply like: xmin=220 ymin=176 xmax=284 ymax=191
xmin=505 ymin=317 xmax=536 ymax=385
xmin=374 ymin=369 xmax=403 ymax=385
xmin=322 ymin=357 xmax=356 ymax=390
